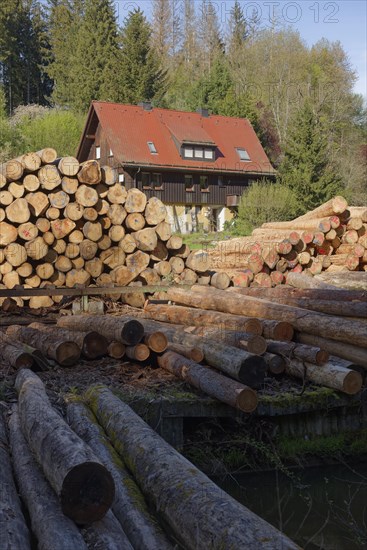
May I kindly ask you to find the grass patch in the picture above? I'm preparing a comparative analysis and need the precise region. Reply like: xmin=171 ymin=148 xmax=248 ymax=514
xmin=177 ymin=231 xmax=232 ymax=250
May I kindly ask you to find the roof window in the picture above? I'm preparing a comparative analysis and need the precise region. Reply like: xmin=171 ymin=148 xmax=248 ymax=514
xmin=148 ymin=141 xmax=158 ymax=154
xmin=236 ymin=148 xmax=251 ymax=161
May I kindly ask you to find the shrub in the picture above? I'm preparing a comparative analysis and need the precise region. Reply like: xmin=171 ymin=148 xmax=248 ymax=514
xmin=231 ymin=179 xmax=298 ymax=235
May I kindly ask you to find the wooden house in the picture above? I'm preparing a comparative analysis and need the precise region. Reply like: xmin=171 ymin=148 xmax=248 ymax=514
xmin=77 ymin=102 xmax=275 ymax=232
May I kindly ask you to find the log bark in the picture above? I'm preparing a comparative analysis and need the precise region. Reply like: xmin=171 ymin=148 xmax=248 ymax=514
xmin=67 ymin=402 xmax=172 ymax=550
xmin=295 ymin=332 xmax=367 ymax=369
xmin=57 ymin=315 xmax=144 ymax=345
xmin=0 ymin=412 xmax=31 ymax=550
xmin=167 ymin=343 xmax=204 ymax=363
xmin=315 ymin=271 xmax=367 ymax=291
xmin=285 ymin=272 xmax=336 ymax=289
xmin=167 ymin=286 xmax=367 ymax=348
xmin=14 ymin=370 xmax=115 ymax=524
xmin=7 ymin=325 xmax=81 ymax=366
xmin=285 ymin=358 xmax=362 ymax=395
xmin=82 ymin=511 xmax=133 ymax=550
xmin=266 ymin=340 xmax=329 ymax=366
xmin=143 ymin=302 xmax=263 ymax=334
xmin=159 ymin=351 xmax=258 ymax=413
xmin=9 ymin=409 xmax=88 ymax=550
xmin=187 ymin=326 xmax=267 ymax=356
xmin=86 ymin=385 xmax=300 ymax=550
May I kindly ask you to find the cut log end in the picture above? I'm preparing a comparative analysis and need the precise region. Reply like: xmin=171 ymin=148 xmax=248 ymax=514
xmin=82 ymin=332 xmax=108 ymax=360
xmin=121 ymin=320 xmax=144 ymax=345
xmin=238 ymin=355 xmax=267 ymax=388
xmin=144 ymin=331 xmax=168 ymax=353
xmin=56 ymin=341 xmax=81 ymax=366
xmin=60 ymin=461 xmax=115 ymax=524
xmin=343 ymin=371 xmax=363 ymax=395
xmin=236 ymin=387 xmax=258 ymax=413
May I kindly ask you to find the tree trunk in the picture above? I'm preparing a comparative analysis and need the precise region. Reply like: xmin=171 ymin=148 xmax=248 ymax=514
xmin=14 ymin=370 xmax=115 ymax=524
xmin=295 ymin=332 xmax=367 ymax=369
xmin=166 ymin=286 xmax=367 ymax=348
xmin=85 ymin=385 xmax=300 ymax=550
xmin=187 ymin=326 xmax=267 ymax=356
xmin=144 ymin=302 xmax=263 ymax=335
xmin=6 ymin=325 xmax=81 ymax=366
xmin=9 ymin=408 xmax=88 ymax=550
xmin=57 ymin=315 xmax=144 ymax=345
xmin=67 ymin=402 xmax=173 ymax=550
xmin=285 ymin=358 xmax=362 ymax=395
xmin=315 ymin=271 xmax=367 ymax=291
xmin=82 ymin=511 xmax=133 ymax=550
xmin=0 ymin=412 xmax=31 ymax=550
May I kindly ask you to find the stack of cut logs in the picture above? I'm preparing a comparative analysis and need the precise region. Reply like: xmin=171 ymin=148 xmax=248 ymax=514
xmin=0 ymin=149 xmax=208 ymax=309
xmin=1 ymin=373 xmax=298 ymax=550
xmin=207 ymin=196 xmax=367 ymax=288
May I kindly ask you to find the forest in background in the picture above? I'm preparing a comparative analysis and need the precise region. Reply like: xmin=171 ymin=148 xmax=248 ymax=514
xmin=0 ymin=0 xmax=366 ymax=222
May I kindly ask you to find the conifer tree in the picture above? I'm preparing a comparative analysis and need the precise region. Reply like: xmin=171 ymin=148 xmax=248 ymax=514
xmin=198 ymin=0 xmax=224 ymax=72
xmin=228 ymin=0 xmax=248 ymax=54
xmin=71 ymin=0 xmax=121 ymax=111
xmin=119 ymin=8 xmax=166 ymax=105
xmin=278 ymin=101 xmax=343 ymax=213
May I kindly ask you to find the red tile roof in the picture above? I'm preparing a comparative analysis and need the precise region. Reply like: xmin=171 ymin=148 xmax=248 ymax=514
xmin=78 ymin=102 xmax=275 ymax=176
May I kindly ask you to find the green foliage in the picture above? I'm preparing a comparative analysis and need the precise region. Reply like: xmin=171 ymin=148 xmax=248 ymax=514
xmin=15 ymin=108 xmax=84 ymax=157
xmin=231 ymin=180 xmax=298 ymax=235
xmin=278 ymin=101 xmax=344 ymax=214
xmin=119 ymin=8 xmax=166 ymax=104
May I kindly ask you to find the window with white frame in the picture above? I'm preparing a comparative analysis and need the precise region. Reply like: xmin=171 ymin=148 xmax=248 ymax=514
xmin=95 ymin=146 xmax=101 ymax=160
xmin=184 ymin=147 xmax=194 ymax=158
xmin=204 ymin=149 xmax=214 ymax=160
xmin=194 ymin=148 xmax=203 ymax=158
xmin=147 ymin=141 xmax=158 ymax=154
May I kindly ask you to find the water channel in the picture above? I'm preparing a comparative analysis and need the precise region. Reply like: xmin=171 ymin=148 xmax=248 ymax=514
xmin=215 ymin=462 xmax=367 ymax=549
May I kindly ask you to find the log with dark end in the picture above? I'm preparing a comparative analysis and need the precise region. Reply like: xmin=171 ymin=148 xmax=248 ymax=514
xmin=0 ymin=412 xmax=31 ymax=550
xmin=57 ymin=315 xmax=144 ymax=345
xmin=14 ymin=370 xmax=115 ymax=524
xmin=67 ymin=401 xmax=173 ymax=550
xmin=85 ymin=385 xmax=300 ymax=550
xmin=8 ymin=408 xmax=88 ymax=550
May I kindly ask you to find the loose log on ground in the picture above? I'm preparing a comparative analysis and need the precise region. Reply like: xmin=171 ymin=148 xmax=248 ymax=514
xmin=57 ymin=315 xmax=144 ymax=345
xmin=266 ymin=340 xmax=329 ymax=366
xmin=144 ymin=302 xmax=263 ymax=334
xmin=0 ymin=412 xmax=31 ymax=550
xmin=118 ymin=316 xmax=266 ymax=388
xmin=86 ymin=385 xmax=299 ymax=550
xmin=67 ymin=402 xmax=172 ymax=550
xmin=7 ymin=325 xmax=81 ymax=366
xmin=167 ymin=286 xmax=367 ymax=348
xmin=9 ymin=409 xmax=88 ymax=550
xmin=14 ymin=370 xmax=115 ymax=524
xmin=295 ymin=332 xmax=367 ymax=369
xmin=285 ymin=358 xmax=362 ymax=395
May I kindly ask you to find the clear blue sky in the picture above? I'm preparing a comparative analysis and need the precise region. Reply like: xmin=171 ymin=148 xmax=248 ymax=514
xmin=115 ymin=0 xmax=366 ymax=98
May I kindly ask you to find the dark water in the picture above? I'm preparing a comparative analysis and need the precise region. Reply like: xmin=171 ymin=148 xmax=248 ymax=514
xmin=214 ymin=463 xmax=367 ymax=549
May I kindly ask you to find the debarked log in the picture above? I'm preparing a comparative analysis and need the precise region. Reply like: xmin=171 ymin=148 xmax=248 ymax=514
xmin=14 ymin=370 xmax=115 ymax=524
xmin=85 ymin=385 xmax=300 ymax=550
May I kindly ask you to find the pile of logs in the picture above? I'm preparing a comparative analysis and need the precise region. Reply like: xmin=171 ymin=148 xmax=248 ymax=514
xmin=207 ymin=197 xmax=367 ymax=288
xmin=1 ymin=373 xmax=299 ymax=550
xmin=0 ymin=149 xmax=211 ymax=309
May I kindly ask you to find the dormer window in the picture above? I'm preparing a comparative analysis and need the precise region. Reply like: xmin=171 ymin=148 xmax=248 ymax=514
xmin=194 ymin=149 xmax=203 ymax=159
xmin=204 ymin=149 xmax=214 ymax=160
xmin=184 ymin=147 xmax=194 ymax=158
xmin=147 ymin=141 xmax=158 ymax=154
xmin=183 ymin=145 xmax=215 ymax=161
xmin=236 ymin=148 xmax=251 ymax=161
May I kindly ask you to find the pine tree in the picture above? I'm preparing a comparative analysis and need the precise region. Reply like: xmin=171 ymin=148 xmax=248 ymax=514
xmin=228 ymin=0 xmax=248 ymax=54
xmin=71 ymin=0 xmax=121 ymax=111
xmin=119 ymin=8 xmax=166 ymax=105
xmin=47 ymin=0 xmax=83 ymax=107
xmin=151 ymin=0 xmax=172 ymax=60
xmin=278 ymin=101 xmax=344 ymax=213
xmin=198 ymin=0 xmax=223 ymax=72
